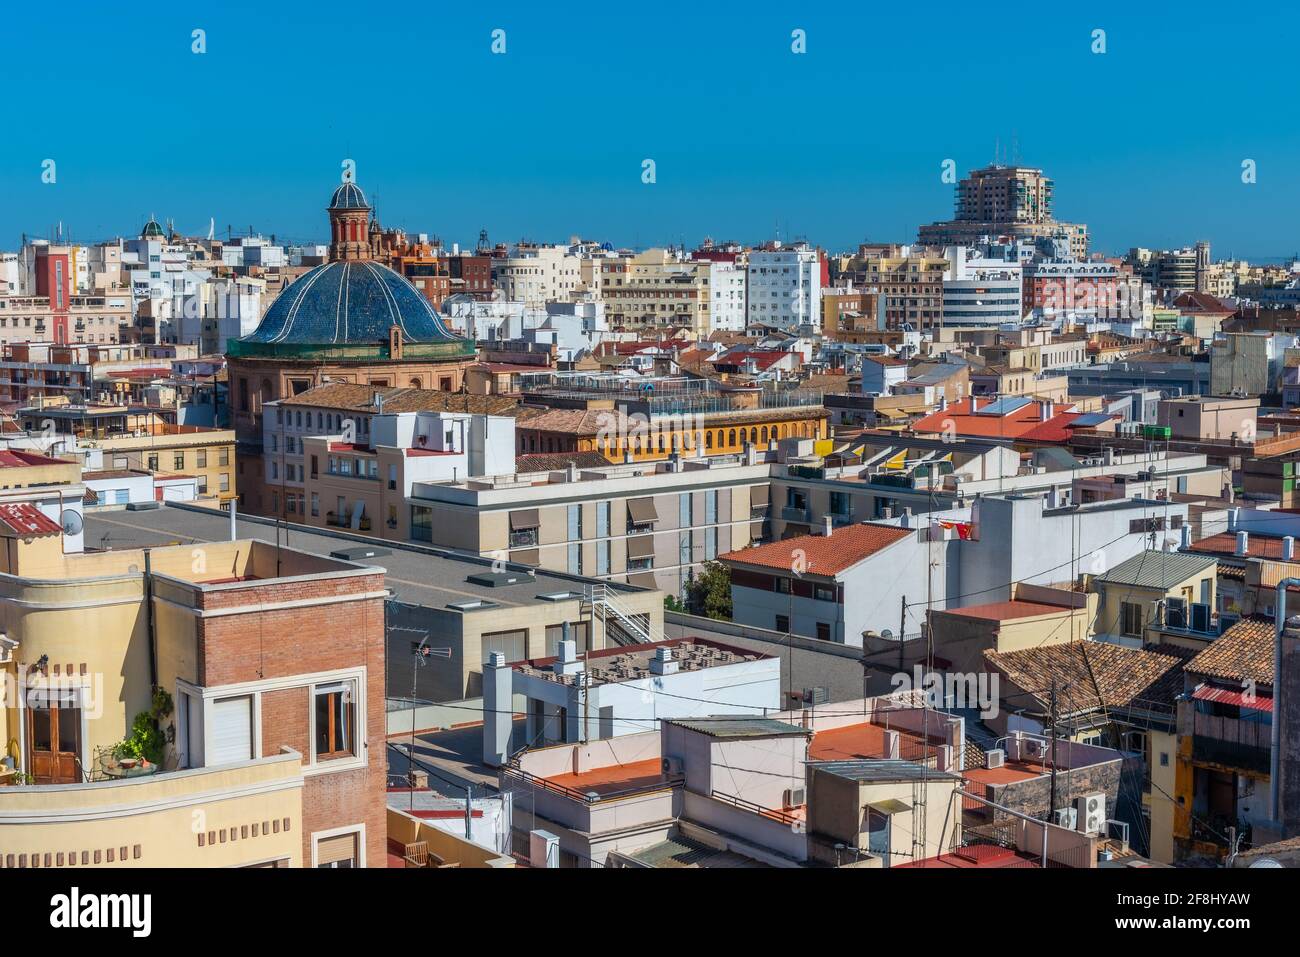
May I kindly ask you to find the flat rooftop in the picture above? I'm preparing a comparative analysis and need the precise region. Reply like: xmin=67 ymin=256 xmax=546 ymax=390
xmin=81 ymin=502 xmax=641 ymax=610
xmin=515 ymin=638 xmax=770 ymax=687
xmin=809 ymin=721 xmax=946 ymax=763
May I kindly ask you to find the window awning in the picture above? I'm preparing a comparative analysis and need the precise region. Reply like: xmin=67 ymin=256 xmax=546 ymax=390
xmin=750 ymin=485 xmax=770 ymax=507
xmin=866 ymin=799 xmax=912 ymax=816
xmin=509 ymin=509 xmax=540 ymax=531
xmin=627 ymin=535 xmax=656 ymax=559
xmin=627 ymin=572 xmax=658 ymax=589
xmin=510 ymin=548 xmax=540 ymax=566
xmin=1192 ymin=683 xmax=1272 ymax=712
xmin=627 ymin=497 xmax=659 ymax=525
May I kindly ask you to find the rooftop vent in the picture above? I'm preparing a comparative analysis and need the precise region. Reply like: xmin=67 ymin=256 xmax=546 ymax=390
xmin=466 ymin=570 xmax=533 ymax=588
xmin=329 ymin=545 xmax=391 ymax=561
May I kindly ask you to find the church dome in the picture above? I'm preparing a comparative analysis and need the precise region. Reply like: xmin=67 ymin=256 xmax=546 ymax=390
xmin=329 ymin=182 xmax=369 ymax=210
xmin=241 ymin=260 xmax=459 ymax=346
xmin=141 ymin=217 xmax=165 ymax=239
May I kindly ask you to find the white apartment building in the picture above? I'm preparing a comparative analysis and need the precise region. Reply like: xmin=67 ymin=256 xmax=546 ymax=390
xmin=707 ymin=260 xmax=747 ymax=332
xmin=747 ymin=244 xmax=821 ymax=332
xmin=494 ymin=244 xmax=586 ymax=304
xmin=942 ymin=247 xmax=1024 ymax=326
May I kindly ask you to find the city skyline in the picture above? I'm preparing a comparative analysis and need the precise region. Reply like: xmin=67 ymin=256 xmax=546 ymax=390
xmin=3 ymin=2 xmax=1297 ymax=258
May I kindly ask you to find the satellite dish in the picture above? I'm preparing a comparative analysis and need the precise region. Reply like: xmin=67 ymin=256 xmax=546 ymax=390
xmin=61 ymin=511 xmax=83 ymax=536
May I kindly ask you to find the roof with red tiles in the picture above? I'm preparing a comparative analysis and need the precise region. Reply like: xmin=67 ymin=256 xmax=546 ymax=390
xmin=1185 ymin=615 xmax=1275 ymax=687
xmin=940 ymin=599 xmax=1078 ymax=622
xmin=1188 ymin=532 xmax=1291 ymax=561
xmin=719 ymin=523 xmax=912 ymax=577
xmin=0 ymin=449 xmax=74 ymax=469
xmin=0 ymin=502 xmax=63 ymax=538
xmin=910 ymin=396 xmax=1082 ymax=441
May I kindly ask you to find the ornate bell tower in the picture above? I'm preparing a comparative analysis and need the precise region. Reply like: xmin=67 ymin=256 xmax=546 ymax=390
xmin=327 ymin=177 xmax=373 ymax=262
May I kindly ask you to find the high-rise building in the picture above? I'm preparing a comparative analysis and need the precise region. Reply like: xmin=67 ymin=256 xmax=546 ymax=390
xmin=919 ymin=165 xmax=1089 ymax=259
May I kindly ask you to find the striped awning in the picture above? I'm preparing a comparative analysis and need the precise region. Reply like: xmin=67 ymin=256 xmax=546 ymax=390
xmin=1192 ymin=683 xmax=1273 ymax=712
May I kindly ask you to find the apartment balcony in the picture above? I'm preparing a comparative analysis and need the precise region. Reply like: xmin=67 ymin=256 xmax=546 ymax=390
xmin=781 ymin=505 xmax=811 ymax=522
xmin=0 ymin=750 xmax=303 ymax=867
xmin=1189 ymin=711 xmax=1271 ymax=775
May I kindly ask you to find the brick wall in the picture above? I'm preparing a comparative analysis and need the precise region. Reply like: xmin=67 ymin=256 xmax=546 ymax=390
xmin=196 ymin=571 xmax=387 ymax=866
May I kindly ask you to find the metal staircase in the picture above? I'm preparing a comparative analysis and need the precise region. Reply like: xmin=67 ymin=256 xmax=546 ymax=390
xmin=582 ymin=583 xmax=661 ymax=646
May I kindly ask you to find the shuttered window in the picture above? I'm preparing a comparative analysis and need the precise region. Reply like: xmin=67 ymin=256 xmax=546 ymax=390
xmin=315 ymin=832 xmax=359 ymax=868
xmin=209 ymin=696 xmax=253 ymax=765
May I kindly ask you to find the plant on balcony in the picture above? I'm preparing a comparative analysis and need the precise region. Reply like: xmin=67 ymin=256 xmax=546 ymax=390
xmin=111 ymin=687 xmax=173 ymax=766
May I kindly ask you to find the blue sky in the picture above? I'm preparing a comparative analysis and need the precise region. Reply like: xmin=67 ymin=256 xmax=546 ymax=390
xmin=2 ymin=1 xmax=1297 ymax=258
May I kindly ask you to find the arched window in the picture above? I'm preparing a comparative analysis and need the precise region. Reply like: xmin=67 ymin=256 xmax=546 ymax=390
xmin=761 ymin=426 xmax=769 ymax=444
xmin=705 ymin=431 xmax=713 ymax=450
xmin=729 ymin=429 xmax=737 ymax=447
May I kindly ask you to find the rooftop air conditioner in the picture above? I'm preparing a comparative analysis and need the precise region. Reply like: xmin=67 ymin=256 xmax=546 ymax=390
xmin=784 ymin=787 xmax=807 ymax=808
xmin=1076 ymin=793 xmax=1106 ymax=835
xmin=985 ymin=749 xmax=1005 ymax=770
xmin=1053 ymin=807 xmax=1078 ymax=829
xmin=661 ymin=756 xmax=684 ymax=776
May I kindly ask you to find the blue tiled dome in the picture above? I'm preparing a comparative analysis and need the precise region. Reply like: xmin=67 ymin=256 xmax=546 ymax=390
xmin=329 ymin=182 xmax=370 ymax=210
xmin=242 ymin=261 xmax=460 ymax=345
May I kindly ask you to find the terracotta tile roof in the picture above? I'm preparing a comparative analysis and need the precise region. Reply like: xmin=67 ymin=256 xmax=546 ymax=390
xmin=1189 ymin=532 xmax=1290 ymax=561
xmin=910 ymin=396 xmax=1080 ymax=441
xmin=984 ymin=640 xmax=1189 ymax=714
xmin=0 ymin=502 xmax=63 ymax=538
xmin=277 ymin=382 xmax=520 ymax=416
xmin=719 ymin=523 xmax=912 ymax=577
xmin=1185 ymin=615 xmax=1275 ymax=687
xmin=942 ymin=599 xmax=1076 ymax=622
xmin=0 ymin=449 xmax=73 ymax=469
xmin=514 ymin=450 xmax=612 ymax=473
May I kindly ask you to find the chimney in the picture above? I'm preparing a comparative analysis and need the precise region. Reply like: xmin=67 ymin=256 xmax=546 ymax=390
xmin=936 ymin=744 xmax=954 ymax=772
xmin=1180 ymin=524 xmax=1192 ymax=549
xmin=823 ymin=515 xmax=834 ymax=536
xmin=553 ymin=638 xmax=584 ymax=676
xmin=567 ymin=463 xmax=578 ymax=483
xmin=648 ymin=645 xmax=679 ymax=676
xmin=1229 ymin=507 xmax=1241 ymax=532
xmin=1236 ymin=531 xmax=1249 ymax=557
xmin=900 ymin=507 xmax=912 ymax=529
xmin=1103 ymin=447 xmax=1114 ymax=466
xmin=229 ymin=497 xmax=237 ymax=541
xmin=1045 ymin=485 xmax=1059 ymax=509
xmin=1286 ymin=537 xmax=1296 ymax=562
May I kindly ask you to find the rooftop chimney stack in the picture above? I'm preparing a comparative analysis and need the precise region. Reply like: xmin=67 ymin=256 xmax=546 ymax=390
xmin=1286 ymin=537 xmax=1296 ymax=562
xmin=553 ymin=639 xmax=584 ymax=676
xmin=1180 ymin=523 xmax=1192 ymax=550
xmin=1236 ymin=531 xmax=1249 ymax=557
xmin=823 ymin=515 xmax=834 ymax=536
xmin=649 ymin=645 xmax=679 ymax=676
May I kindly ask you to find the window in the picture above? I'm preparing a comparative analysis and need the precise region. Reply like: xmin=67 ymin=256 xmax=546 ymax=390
xmin=775 ymin=614 xmax=790 ymax=632
xmin=814 ymin=584 xmax=836 ymax=602
xmin=197 ymin=448 xmax=207 ymax=468
xmin=209 ymin=695 xmax=254 ymax=765
xmin=147 ymin=454 xmax=159 ymax=471
xmin=219 ymin=473 xmax=230 ymax=493
xmin=816 ymin=622 xmax=831 ymax=641
xmin=174 ymin=453 xmax=185 ymax=471
xmin=314 ymin=682 xmax=355 ymax=761
xmin=218 ymin=447 xmax=229 ymax=466
xmin=315 ymin=831 xmax=359 ymax=869
xmin=1121 ymin=601 xmax=1145 ymax=638
xmin=411 ymin=506 xmax=432 ymax=542
xmin=311 ymin=493 xmax=320 ymax=517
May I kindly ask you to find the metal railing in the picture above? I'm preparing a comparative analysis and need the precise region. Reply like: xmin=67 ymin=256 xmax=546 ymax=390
xmin=709 ymin=789 xmax=803 ymax=826
xmin=584 ymin=583 xmax=660 ymax=644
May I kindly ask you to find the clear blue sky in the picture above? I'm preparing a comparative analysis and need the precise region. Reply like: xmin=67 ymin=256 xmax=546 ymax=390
xmin=3 ymin=1 xmax=1297 ymax=258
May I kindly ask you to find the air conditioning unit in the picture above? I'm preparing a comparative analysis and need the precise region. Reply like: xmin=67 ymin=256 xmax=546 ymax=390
xmin=1190 ymin=602 xmax=1211 ymax=634
xmin=985 ymin=749 xmax=1005 ymax=770
xmin=1021 ymin=738 xmax=1046 ymax=760
xmin=783 ymin=787 xmax=807 ymax=808
xmin=1165 ymin=597 xmax=1187 ymax=629
xmin=1076 ymin=792 xmax=1106 ymax=834
xmin=661 ymin=756 xmax=684 ymax=776
xmin=1053 ymin=807 xmax=1077 ymax=829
